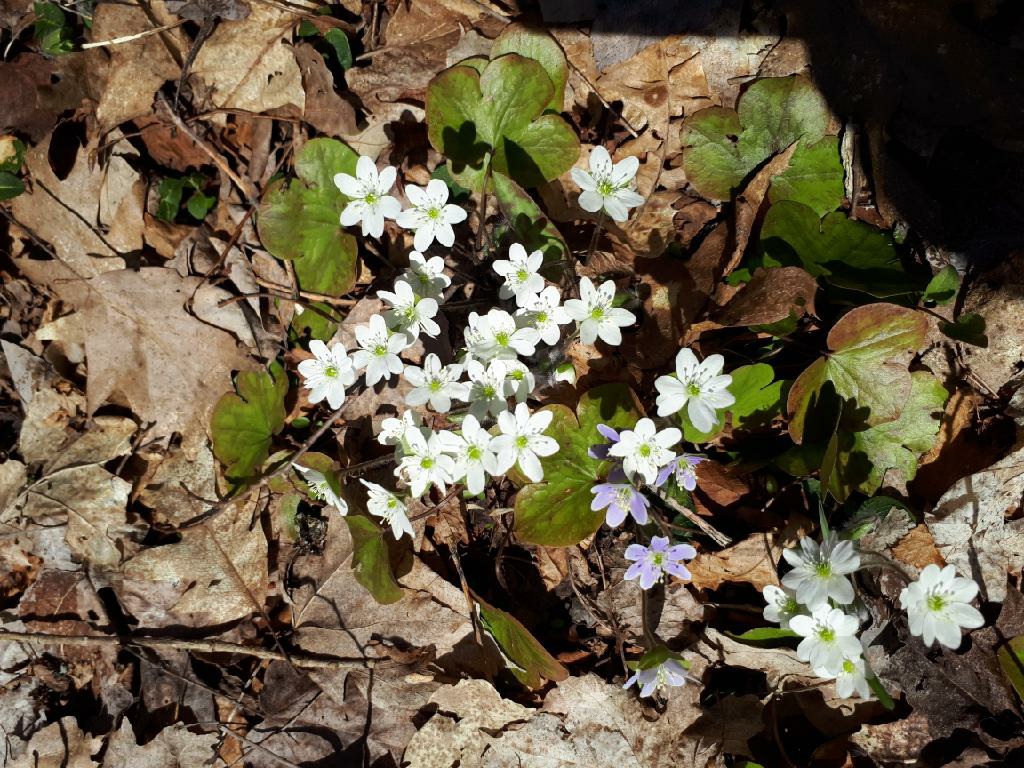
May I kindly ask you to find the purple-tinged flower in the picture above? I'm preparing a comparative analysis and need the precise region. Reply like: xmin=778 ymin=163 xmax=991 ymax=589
xmin=655 ymin=454 xmax=704 ymax=490
xmin=588 ymin=423 xmax=621 ymax=460
xmin=623 ymin=658 xmax=689 ymax=698
xmin=591 ymin=483 xmax=649 ymax=527
xmin=624 ymin=536 xmax=697 ymax=589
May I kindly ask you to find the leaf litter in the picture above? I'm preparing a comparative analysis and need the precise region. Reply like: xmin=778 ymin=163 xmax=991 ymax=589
xmin=1 ymin=1 xmax=1023 ymax=767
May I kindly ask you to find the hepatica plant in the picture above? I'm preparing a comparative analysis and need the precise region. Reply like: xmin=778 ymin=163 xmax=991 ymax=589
xmin=211 ymin=34 xmax=983 ymax=701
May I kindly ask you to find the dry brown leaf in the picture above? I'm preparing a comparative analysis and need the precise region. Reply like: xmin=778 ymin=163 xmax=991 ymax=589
xmin=8 ymin=716 xmax=102 ymax=768
xmin=191 ymin=5 xmax=304 ymax=114
xmin=17 ymin=264 xmax=251 ymax=453
xmin=121 ymin=498 xmax=267 ymax=625
xmin=137 ymin=442 xmax=218 ymax=526
xmin=90 ymin=1 xmax=184 ymax=132
xmin=713 ymin=266 xmax=817 ymax=328
xmin=695 ymin=459 xmax=749 ymax=507
xmin=687 ymin=533 xmax=777 ymax=592
xmin=890 ymin=525 xmax=945 ymax=571
xmin=294 ymin=42 xmax=358 ymax=138
xmin=103 ymin=718 xmax=218 ymax=768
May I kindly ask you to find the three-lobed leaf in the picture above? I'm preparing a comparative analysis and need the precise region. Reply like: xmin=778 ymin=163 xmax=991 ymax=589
xmin=680 ymin=75 xmax=830 ymax=201
xmin=476 ymin=594 xmax=568 ymax=688
xmin=489 ymin=23 xmax=567 ymax=113
xmin=211 ymin=361 xmax=288 ymax=483
xmin=767 ymin=137 xmax=845 ymax=217
xmin=514 ymin=384 xmax=642 ymax=546
xmin=346 ymin=514 xmax=405 ymax=604
xmin=787 ymin=303 xmax=929 ymax=444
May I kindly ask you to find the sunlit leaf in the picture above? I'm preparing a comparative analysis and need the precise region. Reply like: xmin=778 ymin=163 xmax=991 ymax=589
xmin=210 ymin=361 xmax=288 ymax=483
xmin=476 ymin=594 xmax=568 ymax=688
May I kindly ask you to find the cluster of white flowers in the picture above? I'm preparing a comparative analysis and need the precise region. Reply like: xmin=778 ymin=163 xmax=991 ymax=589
xmin=295 ymin=150 xmax=645 ymax=538
xmin=763 ymin=533 xmax=984 ymax=700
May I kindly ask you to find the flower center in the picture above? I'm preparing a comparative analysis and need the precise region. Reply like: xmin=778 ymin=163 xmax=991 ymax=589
xmin=428 ymin=379 xmax=442 ymax=392
xmin=516 ymin=268 xmax=529 ymax=282
xmin=323 ymin=365 xmax=338 ymax=379
xmin=814 ymin=561 xmax=833 ymax=579
xmin=515 ymin=435 xmax=529 ymax=449
xmin=927 ymin=593 xmax=947 ymax=612
xmin=364 ymin=192 xmax=379 ymax=205
xmin=590 ymin=306 xmax=605 ymax=320
xmin=482 ymin=385 xmax=496 ymax=398
xmin=842 ymin=659 xmax=857 ymax=675
xmin=467 ymin=445 xmax=481 ymax=461
xmin=427 ymin=207 xmax=441 ymax=220
xmin=510 ymin=370 xmax=524 ymax=382
xmin=536 ymin=310 xmax=548 ymax=324
xmin=386 ymin=497 xmax=398 ymax=509
xmin=783 ymin=597 xmax=800 ymax=614
xmin=651 ymin=552 xmax=665 ymax=567
xmin=616 ymin=487 xmax=634 ymax=507
xmin=597 ymin=179 xmax=614 ymax=196
xmin=421 ymin=457 xmax=434 ymax=469
xmin=816 ymin=627 xmax=836 ymax=643
xmin=373 ymin=343 xmax=387 ymax=356
xmin=495 ymin=331 xmax=510 ymax=346
xmin=686 ymin=382 xmax=701 ymax=397
xmin=637 ymin=443 xmax=652 ymax=458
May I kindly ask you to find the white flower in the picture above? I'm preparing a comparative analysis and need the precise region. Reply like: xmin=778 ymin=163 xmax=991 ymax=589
xmin=379 ymin=409 xmax=421 ymax=448
xmin=607 ymin=418 xmax=681 ymax=485
xmin=464 ymin=359 xmax=509 ymax=420
xmin=297 ymin=339 xmax=356 ymax=409
xmin=465 ymin=309 xmax=540 ymax=361
xmin=571 ymin=145 xmax=645 ymax=222
xmin=396 ymin=429 xmax=456 ymax=497
xmin=437 ymin=415 xmax=499 ymax=495
xmin=293 ymin=463 xmax=347 ymax=516
xmin=492 ymin=243 xmax=545 ymax=304
xmin=899 ymin=564 xmax=984 ymax=649
xmin=491 ymin=403 xmax=558 ymax=482
xmin=789 ymin=605 xmax=862 ymax=675
xmin=762 ymin=584 xmax=805 ymax=630
xmin=501 ymin=360 xmax=535 ymax=403
xmin=360 ymin=479 xmax=414 ymax=539
xmin=378 ymin=279 xmax=441 ymax=339
xmin=623 ymin=658 xmax=689 ymax=698
xmin=351 ymin=314 xmax=409 ymax=386
xmin=815 ymin=655 xmax=871 ymax=700
xmin=335 ymin=155 xmax=401 ymax=238
xmin=782 ymin=533 xmax=861 ymax=608
xmin=655 ymin=349 xmax=734 ymax=432
xmin=564 ymin=276 xmax=634 ymax=346
xmin=403 ymin=354 xmax=467 ymax=412
xmin=401 ymin=251 xmax=450 ymax=299
xmin=553 ymin=362 xmax=577 ymax=384
xmin=516 ymin=285 xmax=571 ymax=346
xmin=396 ymin=179 xmax=467 ymax=252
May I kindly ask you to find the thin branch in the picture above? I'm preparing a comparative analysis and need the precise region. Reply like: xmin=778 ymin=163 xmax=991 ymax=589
xmin=644 ymin=485 xmax=732 ymax=547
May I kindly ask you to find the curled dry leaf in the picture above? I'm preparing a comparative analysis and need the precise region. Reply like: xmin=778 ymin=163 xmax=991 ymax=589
xmin=713 ymin=267 xmax=818 ymax=328
xmin=687 ymin=533 xmax=777 ymax=593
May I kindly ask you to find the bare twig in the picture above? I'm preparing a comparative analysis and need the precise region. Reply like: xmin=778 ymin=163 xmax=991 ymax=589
xmin=644 ymin=485 xmax=732 ymax=547
xmin=81 ymin=20 xmax=185 ymax=49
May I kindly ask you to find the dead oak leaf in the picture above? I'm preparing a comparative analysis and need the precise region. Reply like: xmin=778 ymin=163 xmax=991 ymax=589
xmin=22 ymin=265 xmax=252 ymax=453
xmin=688 ymin=533 xmax=777 ymax=592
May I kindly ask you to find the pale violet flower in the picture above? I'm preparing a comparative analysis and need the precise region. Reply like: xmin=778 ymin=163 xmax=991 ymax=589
xmin=360 ymin=479 xmax=414 ymax=539
xmin=351 ymin=314 xmax=409 ymax=386
xmin=502 ymin=360 xmax=535 ymax=403
xmin=293 ymin=464 xmax=347 ymax=516
xmin=378 ymin=410 xmax=421 ymax=448
xmin=403 ymin=354 xmax=467 ymax=412
xmin=464 ymin=359 xmax=510 ymax=420
xmin=493 ymin=243 xmax=545 ymax=304
xmin=655 ymin=454 xmax=704 ymax=491
xmin=623 ymin=658 xmax=689 ymax=698
xmin=564 ymin=277 xmax=635 ymax=346
xmin=782 ymin=533 xmax=861 ymax=608
xmin=762 ymin=584 xmax=805 ymax=630
xmin=516 ymin=285 xmax=571 ymax=346
xmin=655 ymin=349 xmax=734 ymax=433
xmin=815 ymin=655 xmax=871 ymax=700
xmin=401 ymin=251 xmax=450 ymax=299
xmin=491 ymin=403 xmax=558 ymax=482
xmin=899 ymin=564 xmax=984 ymax=649
xmin=624 ymin=536 xmax=696 ymax=589
xmin=789 ymin=605 xmax=862 ymax=675
xmin=396 ymin=429 xmax=456 ymax=497
xmin=396 ymin=179 xmax=467 ymax=252
xmin=465 ymin=309 xmax=540 ymax=361
xmin=297 ymin=339 xmax=356 ymax=410
xmin=591 ymin=483 xmax=649 ymax=527
xmin=588 ymin=423 xmax=621 ymax=461
xmin=437 ymin=415 xmax=499 ymax=496
xmin=335 ymin=155 xmax=401 ymax=238
xmin=608 ymin=418 xmax=681 ymax=485
xmin=378 ymin=279 xmax=441 ymax=339
xmin=571 ymin=145 xmax=645 ymax=222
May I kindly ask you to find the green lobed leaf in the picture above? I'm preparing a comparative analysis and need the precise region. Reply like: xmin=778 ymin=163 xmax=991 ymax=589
xmin=345 ymin=514 xmax=404 ymax=604
xmin=514 ymin=384 xmax=642 ymax=546
xmin=767 ymin=136 xmax=845 ymax=217
xmin=156 ymin=178 xmax=185 ymax=222
xmin=323 ymin=28 xmax=353 ymax=69
xmin=491 ymin=171 xmax=568 ymax=269
xmin=680 ymin=75 xmax=830 ymax=201
xmin=922 ymin=265 xmax=960 ymax=305
xmin=34 ymin=2 xmax=73 ymax=56
xmin=0 ymin=171 xmax=25 ymax=201
xmin=489 ymin=23 xmax=567 ymax=114
xmin=941 ymin=312 xmax=987 ymax=347
xmin=760 ymin=200 xmax=922 ymax=297
xmin=787 ymin=303 xmax=929 ymax=443
xmin=828 ymin=372 xmax=948 ymax=501
xmin=476 ymin=594 xmax=568 ymax=688
xmin=210 ymin=361 xmax=288 ymax=483
xmin=186 ymin=190 xmax=216 ymax=220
